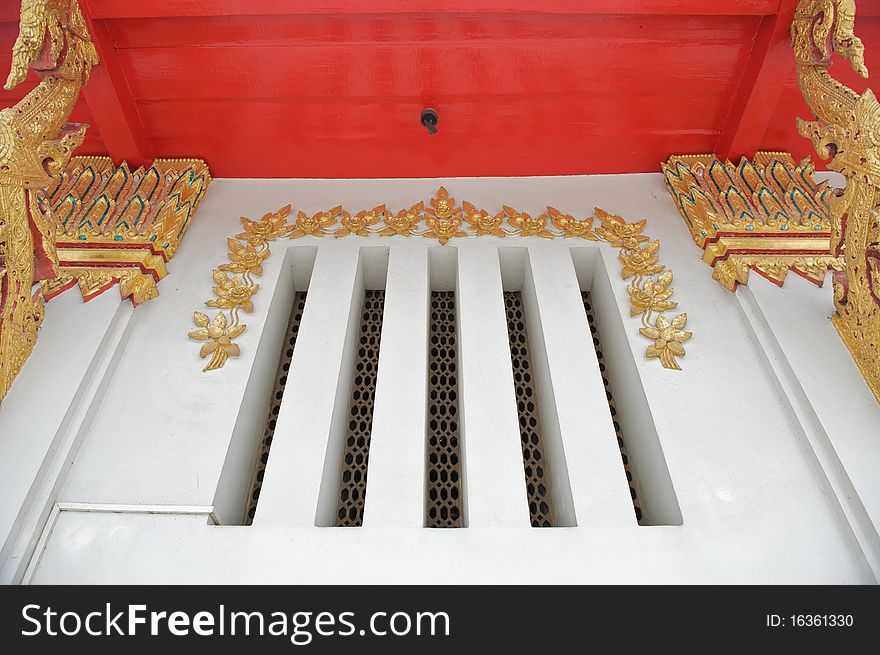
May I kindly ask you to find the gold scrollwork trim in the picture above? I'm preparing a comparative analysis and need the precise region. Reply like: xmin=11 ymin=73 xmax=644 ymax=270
xmin=189 ymin=188 xmax=692 ymax=372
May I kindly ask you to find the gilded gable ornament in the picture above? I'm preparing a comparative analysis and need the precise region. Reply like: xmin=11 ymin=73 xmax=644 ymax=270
xmin=41 ymin=157 xmax=211 ymax=306
xmin=0 ymin=0 xmax=98 ymax=403
xmin=662 ymin=151 xmax=843 ymax=290
xmin=792 ymin=0 xmax=880 ymax=403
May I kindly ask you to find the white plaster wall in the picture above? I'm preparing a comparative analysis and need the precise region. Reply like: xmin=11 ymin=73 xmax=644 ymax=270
xmin=0 ymin=290 xmax=133 ymax=583
xmin=0 ymin=173 xmax=877 ymax=584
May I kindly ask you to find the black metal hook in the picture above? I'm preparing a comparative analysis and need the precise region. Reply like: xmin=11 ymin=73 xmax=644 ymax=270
xmin=420 ymin=108 xmax=439 ymax=135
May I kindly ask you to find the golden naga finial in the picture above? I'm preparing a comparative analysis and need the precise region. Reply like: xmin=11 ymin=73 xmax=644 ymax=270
xmin=792 ymin=0 xmax=880 ymax=402
xmin=0 ymin=0 xmax=98 ymax=403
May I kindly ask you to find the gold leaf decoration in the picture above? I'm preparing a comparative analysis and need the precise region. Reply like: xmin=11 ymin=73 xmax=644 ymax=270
xmin=640 ymin=313 xmax=692 ymax=371
xmin=206 ymin=269 xmax=259 ymax=314
xmin=424 ymin=187 xmax=466 ymax=245
xmin=1 ymin=0 xmax=98 ymax=402
xmin=505 ymin=206 xmax=554 ymax=239
xmin=594 ymin=209 xmax=649 ymax=250
xmin=381 ymin=202 xmax=424 ymax=237
xmin=219 ymin=239 xmax=270 ymax=276
xmin=41 ymin=157 xmax=211 ymax=308
xmin=190 ymin=190 xmax=691 ymax=371
xmin=189 ymin=311 xmax=244 ymax=372
xmin=289 ymin=207 xmax=339 ymax=239
xmin=791 ymin=0 xmax=880 ymax=403
xmin=628 ymin=271 xmax=678 ymax=318
xmin=661 ymin=151 xmax=841 ymax=291
xmin=336 ymin=205 xmax=384 ymax=238
xmin=546 ymin=206 xmax=598 ymax=240
xmin=237 ymin=205 xmax=293 ymax=245
xmin=593 ymin=208 xmax=689 ymax=370
xmin=189 ymin=205 xmax=291 ymax=370
xmin=463 ymin=201 xmax=506 ymax=237
xmin=619 ymin=240 xmax=665 ymax=280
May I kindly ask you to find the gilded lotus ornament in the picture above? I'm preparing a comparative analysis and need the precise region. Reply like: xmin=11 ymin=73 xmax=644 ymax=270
xmin=425 ymin=189 xmax=465 ymax=244
xmin=380 ymin=202 xmax=423 ymax=237
xmin=639 ymin=313 xmax=691 ymax=370
xmin=237 ymin=205 xmax=293 ymax=245
xmin=620 ymin=240 xmax=664 ymax=279
xmin=628 ymin=270 xmax=677 ymax=317
xmin=504 ymin=206 xmax=554 ymax=238
xmin=219 ymin=239 xmax=270 ymax=276
xmin=206 ymin=269 xmax=259 ymax=313
xmin=546 ymin=206 xmax=598 ymax=240
xmin=190 ymin=192 xmax=693 ymax=372
xmin=336 ymin=205 xmax=384 ymax=237
xmin=595 ymin=208 xmax=649 ymax=250
xmin=429 ymin=187 xmax=459 ymax=220
xmin=289 ymin=207 xmax=340 ymax=238
xmin=188 ymin=311 xmax=246 ymax=371
xmin=463 ymin=201 xmax=506 ymax=237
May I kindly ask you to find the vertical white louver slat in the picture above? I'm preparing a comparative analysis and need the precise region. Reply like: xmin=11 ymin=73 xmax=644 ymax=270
xmin=577 ymin=248 xmax=683 ymax=526
xmin=583 ymin=294 xmax=644 ymax=523
xmin=252 ymin=243 xmax=363 ymax=526
xmin=499 ymin=246 xmax=575 ymax=527
xmin=243 ymin=292 xmax=308 ymax=525
xmin=362 ymin=247 xmax=430 ymax=528
xmin=456 ymin=246 xmax=531 ymax=527
xmin=248 ymin=239 xmax=678 ymax=530
xmin=213 ymin=246 xmax=317 ymax=526
xmin=528 ymin=247 xmax=636 ymax=528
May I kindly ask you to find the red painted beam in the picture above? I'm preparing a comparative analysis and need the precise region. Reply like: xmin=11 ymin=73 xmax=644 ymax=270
xmin=88 ymin=0 xmax=779 ymax=20
xmin=714 ymin=0 xmax=799 ymax=160
xmin=0 ymin=5 xmax=18 ymax=23
xmin=79 ymin=0 xmax=153 ymax=166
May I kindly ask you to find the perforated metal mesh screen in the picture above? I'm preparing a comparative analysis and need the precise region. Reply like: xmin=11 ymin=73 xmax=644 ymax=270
xmin=335 ymin=290 xmax=386 ymax=527
xmin=426 ymin=291 xmax=464 ymax=528
xmin=582 ymin=292 xmax=644 ymax=524
xmin=244 ymin=292 xmax=307 ymax=526
xmin=504 ymin=291 xmax=555 ymax=527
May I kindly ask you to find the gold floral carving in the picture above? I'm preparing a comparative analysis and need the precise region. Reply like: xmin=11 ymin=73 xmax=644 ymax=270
xmin=594 ymin=208 xmax=691 ymax=370
xmin=189 ymin=311 xmax=246 ymax=373
xmin=40 ymin=156 xmax=211 ymax=306
xmin=1 ymin=0 xmax=98 ymax=403
xmin=792 ymin=0 xmax=880 ymax=403
xmin=191 ymin=189 xmax=690 ymax=371
xmin=190 ymin=205 xmax=291 ymax=371
xmin=424 ymin=187 xmax=467 ymax=244
xmin=662 ymin=151 xmax=845 ymax=290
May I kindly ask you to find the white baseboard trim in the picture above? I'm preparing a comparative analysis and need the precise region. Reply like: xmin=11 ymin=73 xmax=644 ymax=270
xmin=20 ymin=502 xmax=217 ymax=585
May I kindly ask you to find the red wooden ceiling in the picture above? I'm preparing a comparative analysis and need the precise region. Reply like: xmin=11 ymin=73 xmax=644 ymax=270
xmin=1 ymin=0 xmax=879 ymax=178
